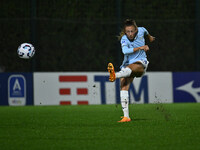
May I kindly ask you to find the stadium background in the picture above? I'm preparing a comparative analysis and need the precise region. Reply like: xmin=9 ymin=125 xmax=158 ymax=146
xmin=0 ymin=1 xmax=200 ymax=150
xmin=0 ymin=0 xmax=200 ymax=72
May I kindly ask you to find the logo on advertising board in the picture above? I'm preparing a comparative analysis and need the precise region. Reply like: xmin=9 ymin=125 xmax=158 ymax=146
xmin=8 ymin=75 xmax=26 ymax=106
xmin=59 ymin=75 xmax=89 ymax=105
xmin=94 ymin=75 xmax=148 ymax=104
xmin=173 ymin=72 xmax=200 ymax=103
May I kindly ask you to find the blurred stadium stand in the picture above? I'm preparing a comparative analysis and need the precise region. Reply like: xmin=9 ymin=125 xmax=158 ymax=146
xmin=0 ymin=0 xmax=199 ymax=72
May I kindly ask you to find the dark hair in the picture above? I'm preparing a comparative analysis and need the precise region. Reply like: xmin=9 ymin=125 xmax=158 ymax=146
xmin=124 ymin=19 xmax=137 ymax=28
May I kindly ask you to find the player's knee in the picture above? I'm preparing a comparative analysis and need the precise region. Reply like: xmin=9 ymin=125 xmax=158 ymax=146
xmin=120 ymin=78 xmax=130 ymax=90
xmin=135 ymin=71 xmax=144 ymax=77
xmin=120 ymin=81 xmax=129 ymax=89
xmin=121 ymin=86 xmax=129 ymax=91
xmin=131 ymin=69 xmax=144 ymax=77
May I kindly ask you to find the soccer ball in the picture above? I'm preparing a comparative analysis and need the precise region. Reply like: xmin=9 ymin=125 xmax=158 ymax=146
xmin=17 ymin=43 xmax=35 ymax=59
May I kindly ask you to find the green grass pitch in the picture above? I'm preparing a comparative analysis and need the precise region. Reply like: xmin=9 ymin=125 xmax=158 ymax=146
xmin=0 ymin=103 xmax=200 ymax=150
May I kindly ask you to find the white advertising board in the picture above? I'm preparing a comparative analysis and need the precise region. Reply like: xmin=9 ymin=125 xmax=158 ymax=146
xmin=34 ymin=72 xmax=173 ymax=105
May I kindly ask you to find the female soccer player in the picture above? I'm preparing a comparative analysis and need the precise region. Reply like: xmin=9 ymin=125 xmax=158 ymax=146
xmin=108 ymin=19 xmax=155 ymax=122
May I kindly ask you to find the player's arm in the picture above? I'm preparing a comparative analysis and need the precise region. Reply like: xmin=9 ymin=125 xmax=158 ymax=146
xmin=147 ymin=34 xmax=155 ymax=42
xmin=142 ymin=27 xmax=155 ymax=43
xmin=134 ymin=45 xmax=149 ymax=52
xmin=122 ymin=46 xmax=135 ymax=54
xmin=121 ymin=39 xmax=135 ymax=54
xmin=122 ymin=45 xmax=149 ymax=54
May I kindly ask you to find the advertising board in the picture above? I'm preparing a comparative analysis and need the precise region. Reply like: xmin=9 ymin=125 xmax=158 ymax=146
xmin=33 ymin=72 xmax=174 ymax=105
xmin=0 ymin=73 xmax=33 ymax=106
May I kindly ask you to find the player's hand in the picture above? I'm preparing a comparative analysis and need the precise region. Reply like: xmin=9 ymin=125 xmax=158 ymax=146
xmin=141 ymin=45 xmax=149 ymax=52
xmin=149 ymin=35 xmax=155 ymax=42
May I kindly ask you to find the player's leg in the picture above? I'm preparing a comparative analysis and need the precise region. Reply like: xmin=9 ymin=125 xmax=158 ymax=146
xmin=107 ymin=63 xmax=132 ymax=82
xmin=108 ymin=61 xmax=148 ymax=122
xmin=107 ymin=62 xmax=146 ymax=82
xmin=127 ymin=62 xmax=145 ymax=78
xmin=129 ymin=60 xmax=149 ymax=77
xmin=118 ymin=77 xmax=133 ymax=122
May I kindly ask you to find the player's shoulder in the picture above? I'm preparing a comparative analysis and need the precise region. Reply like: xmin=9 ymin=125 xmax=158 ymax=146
xmin=120 ymin=35 xmax=129 ymax=46
xmin=138 ymin=27 xmax=147 ymax=32
xmin=138 ymin=27 xmax=149 ymax=35
xmin=121 ymin=35 xmax=128 ymax=41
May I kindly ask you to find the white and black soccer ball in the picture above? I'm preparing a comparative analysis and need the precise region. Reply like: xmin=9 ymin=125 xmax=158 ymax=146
xmin=17 ymin=43 xmax=35 ymax=59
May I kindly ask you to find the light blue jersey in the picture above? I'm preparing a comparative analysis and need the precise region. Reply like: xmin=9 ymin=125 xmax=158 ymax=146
xmin=120 ymin=27 xmax=149 ymax=69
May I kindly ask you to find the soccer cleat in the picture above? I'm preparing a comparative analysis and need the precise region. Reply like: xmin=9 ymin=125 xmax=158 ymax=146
xmin=107 ymin=63 xmax=116 ymax=82
xmin=118 ymin=117 xmax=131 ymax=122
